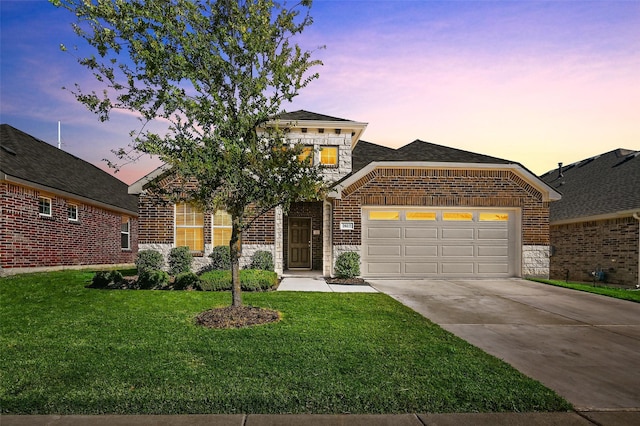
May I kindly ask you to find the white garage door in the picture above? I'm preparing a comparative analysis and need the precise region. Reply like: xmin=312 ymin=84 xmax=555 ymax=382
xmin=361 ymin=208 xmax=517 ymax=278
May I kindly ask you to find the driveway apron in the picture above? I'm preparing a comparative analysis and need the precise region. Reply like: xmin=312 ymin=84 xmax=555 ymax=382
xmin=369 ymin=278 xmax=640 ymax=411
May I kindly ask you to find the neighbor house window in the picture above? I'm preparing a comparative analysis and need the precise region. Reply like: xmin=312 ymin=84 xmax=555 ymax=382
xmin=213 ymin=210 xmax=232 ymax=247
xmin=38 ymin=196 xmax=51 ymax=217
xmin=68 ymin=204 xmax=78 ymax=221
xmin=297 ymin=146 xmax=313 ymax=164
xmin=121 ymin=217 xmax=130 ymax=250
xmin=175 ymin=203 xmax=204 ymax=252
xmin=320 ymin=146 xmax=338 ymax=166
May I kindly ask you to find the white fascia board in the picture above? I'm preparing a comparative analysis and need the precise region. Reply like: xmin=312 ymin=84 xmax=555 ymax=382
xmin=267 ymin=119 xmax=368 ymax=148
xmin=128 ymin=164 xmax=171 ymax=194
xmin=331 ymin=161 xmax=562 ymax=202
xmin=2 ymin=174 xmax=137 ymax=217
xmin=551 ymin=209 xmax=640 ymax=226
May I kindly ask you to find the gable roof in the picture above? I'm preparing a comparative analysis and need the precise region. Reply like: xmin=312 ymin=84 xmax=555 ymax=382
xmin=1 ymin=124 xmax=137 ymax=215
xmin=352 ymin=139 xmax=512 ymax=174
xmin=276 ymin=110 xmax=353 ymax=122
xmin=540 ymin=148 xmax=640 ymax=223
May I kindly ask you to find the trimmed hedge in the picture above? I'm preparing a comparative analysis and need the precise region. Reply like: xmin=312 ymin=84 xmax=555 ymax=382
xmin=208 ymin=246 xmax=231 ymax=270
xmin=198 ymin=269 xmax=277 ymax=292
xmin=174 ymin=272 xmax=201 ymax=290
xmin=138 ymin=270 xmax=170 ymax=289
xmin=168 ymin=246 xmax=193 ymax=275
xmin=135 ymin=250 xmax=164 ymax=274
xmin=249 ymin=250 xmax=274 ymax=271
xmin=334 ymin=251 xmax=360 ymax=278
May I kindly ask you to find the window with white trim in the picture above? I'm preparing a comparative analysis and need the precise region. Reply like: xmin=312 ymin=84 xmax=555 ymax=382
xmin=175 ymin=203 xmax=204 ymax=252
xmin=121 ymin=217 xmax=130 ymax=250
xmin=213 ymin=210 xmax=232 ymax=247
xmin=68 ymin=204 xmax=78 ymax=221
xmin=38 ymin=196 xmax=51 ymax=217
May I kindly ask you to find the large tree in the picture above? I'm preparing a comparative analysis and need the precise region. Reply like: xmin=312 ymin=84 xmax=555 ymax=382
xmin=52 ymin=0 xmax=325 ymax=307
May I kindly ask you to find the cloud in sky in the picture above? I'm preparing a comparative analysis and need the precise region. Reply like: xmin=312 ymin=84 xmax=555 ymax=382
xmin=1 ymin=0 xmax=638 ymax=184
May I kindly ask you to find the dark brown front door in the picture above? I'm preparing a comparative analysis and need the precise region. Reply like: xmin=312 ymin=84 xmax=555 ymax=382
xmin=289 ymin=218 xmax=311 ymax=269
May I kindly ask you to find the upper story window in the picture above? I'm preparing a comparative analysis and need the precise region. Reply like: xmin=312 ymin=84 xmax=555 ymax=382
xmin=213 ymin=210 xmax=232 ymax=247
xmin=38 ymin=196 xmax=52 ymax=217
xmin=175 ymin=203 xmax=204 ymax=252
xmin=320 ymin=146 xmax=338 ymax=167
xmin=68 ymin=204 xmax=78 ymax=221
xmin=297 ymin=146 xmax=313 ymax=164
xmin=121 ymin=217 xmax=131 ymax=250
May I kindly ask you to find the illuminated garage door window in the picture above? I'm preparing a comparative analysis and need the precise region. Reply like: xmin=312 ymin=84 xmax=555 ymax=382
xmin=479 ymin=212 xmax=509 ymax=221
xmin=368 ymin=211 xmax=400 ymax=220
xmin=406 ymin=211 xmax=436 ymax=221
xmin=443 ymin=212 xmax=473 ymax=221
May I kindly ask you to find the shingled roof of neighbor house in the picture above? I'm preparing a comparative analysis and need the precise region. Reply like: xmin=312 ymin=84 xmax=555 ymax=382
xmin=1 ymin=124 xmax=138 ymax=214
xmin=276 ymin=110 xmax=352 ymax=122
xmin=540 ymin=148 xmax=640 ymax=223
xmin=351 ymin=139 xmax=513 ymax=174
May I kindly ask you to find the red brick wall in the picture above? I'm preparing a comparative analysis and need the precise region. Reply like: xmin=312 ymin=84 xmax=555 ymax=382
xmin=550 ymin=217 xmax=639 ymax=286
xmin=1 ymin=182 xmax=137 ymax=268
xmin=333 ymin=168 xmax=549 ymax=246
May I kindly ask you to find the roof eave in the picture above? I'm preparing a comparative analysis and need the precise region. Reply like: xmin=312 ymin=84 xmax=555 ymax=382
xmin=551 ymin=209 xmax=640 ymax=225
xmin=128 ymin=164 xmax=171 ymax=194
xmin=267 ymin=118 xmax=368 ymax=149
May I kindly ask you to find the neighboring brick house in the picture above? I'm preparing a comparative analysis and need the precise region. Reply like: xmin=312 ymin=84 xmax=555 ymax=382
xmin=130 ymin=111 xmax=560 ymax=278
xmin=1 ymin=124 xmax=138 ymax=275
xmin=540 ymin=149 xmax=640 ymax=287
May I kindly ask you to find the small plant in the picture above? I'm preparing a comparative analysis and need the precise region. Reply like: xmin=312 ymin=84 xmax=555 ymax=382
xmin=135 ymin=250 xmax=164 ymax=274
xmin=334 ymin=251 xmax=360 ymax=279
xmin=137 ymin=270 xmax=169 ymax=289
xmin=250 ymin=250 xmax=274 ymax=271
xmin=91 ymin=271 xmax=111 ymax=288
xmin=209 ymin=245 xmax=231 ymax=270
xmin=108 ymin=270 xmax=124 ymax=285
xmin=174 ymin=272 xmax=200 ymax=290
xmin=168 ymin=246 xmax=193 ymax=275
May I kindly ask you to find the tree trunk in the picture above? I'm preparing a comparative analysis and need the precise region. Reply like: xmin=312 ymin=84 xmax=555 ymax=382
xmin=230 ymin=223 xmax=243 ymax=307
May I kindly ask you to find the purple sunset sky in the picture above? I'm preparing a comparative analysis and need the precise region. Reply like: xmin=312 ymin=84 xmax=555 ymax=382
xmin=1 ymin=0 xmax=638 ymax=184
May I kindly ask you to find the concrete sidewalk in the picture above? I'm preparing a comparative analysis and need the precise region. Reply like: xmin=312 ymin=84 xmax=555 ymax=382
xmin=3 ymin=411 xmax=640 ymax=425
xmin=277 ymin=275 xmax=377 ymax=292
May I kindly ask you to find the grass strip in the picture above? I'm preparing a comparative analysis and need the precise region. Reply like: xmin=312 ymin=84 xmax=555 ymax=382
xmin=1 ymin=270 xmax=571 ymax=414
xmin=528 ymin=278 xmax=640 ymax=303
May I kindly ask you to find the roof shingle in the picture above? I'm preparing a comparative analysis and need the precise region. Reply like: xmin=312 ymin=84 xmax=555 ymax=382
xmin=1 ymin=124 xmax=137 ymax=214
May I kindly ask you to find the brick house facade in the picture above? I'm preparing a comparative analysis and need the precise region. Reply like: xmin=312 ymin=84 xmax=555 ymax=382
xmin=541 ymin=150 xmax=640 ymax=287
xmin=1 ymin=125 xmax=138 ymax=275
xmin=131 ymin=111 xmax=560 ymax=278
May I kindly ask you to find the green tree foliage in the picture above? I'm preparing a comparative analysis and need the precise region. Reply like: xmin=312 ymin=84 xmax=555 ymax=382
xmin=52 ymin=0 xmax=324 ymax=307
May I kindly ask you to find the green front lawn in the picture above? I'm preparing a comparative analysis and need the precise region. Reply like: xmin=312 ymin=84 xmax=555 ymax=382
xmin=1 ymin=270 xmax=570 ymax=414
xmin=529 ymin=278 xmax=640 ymax=303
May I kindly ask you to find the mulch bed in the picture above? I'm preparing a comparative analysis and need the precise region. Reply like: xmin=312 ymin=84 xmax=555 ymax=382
xmin=324 ymin=277 xmax=368 ymax=285
xmin=195 ymin=306 xmax=281 ymax=329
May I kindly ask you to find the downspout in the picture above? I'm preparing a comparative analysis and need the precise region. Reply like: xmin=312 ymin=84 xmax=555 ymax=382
xmin=634 ymin=213 xmax=640 ymax=288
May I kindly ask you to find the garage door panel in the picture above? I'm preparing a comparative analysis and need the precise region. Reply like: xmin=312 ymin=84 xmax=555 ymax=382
xmin=478 ymin=228 xmax=508 ymax=240
xmin=441 ymin=263 xmax=475 ymax=274
xmin=404 ymin=227 xmax=437 ymax=239
xmin=441 ymin=245 xmax=474 ymax=257
xmin=442 ymin=228 xmax=475 ymax=240
xmin=367 ymin=245 xmax=401 ymax=256
xmin=404 ymin=245 xmax=438 ymax=256
xmin=367 ymin=227 xmax=401 ymax=239
xmin=362 ymin=208 xmax=516 ymax=278
xmin=367 ymin=262 xmax=401 ymax=274
xmin=405 ymin=262 xmax=438 ymax=274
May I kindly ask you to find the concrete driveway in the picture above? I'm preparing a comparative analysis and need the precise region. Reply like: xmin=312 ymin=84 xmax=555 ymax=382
xmin=369 ymin=278 xmax=640 ymax=411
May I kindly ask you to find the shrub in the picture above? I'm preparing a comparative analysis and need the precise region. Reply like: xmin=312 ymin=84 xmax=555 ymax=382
xmin=198 ymin=269 xmax=277 ymax=292
xmin=108 ymin=270 xmax=124 ymax=285
xmin=136 ymin=250 xmax=164 ymax=274
xmin=168 ymin=246 xmax=193 ymax=275
xmin=174 ymin=272 xmax=200 ymax=290
xmin=250 ymin=250 xmax=274 ymax=271
xmin=334 ymin=251 xmax=360 ymax=279
xmin=209 ymin=245 xmax=231 ymax=270
xmin=137 ymin=270 xmax=170 ymax=289
xmin=91 ymin=271 xmax=112 ymax=288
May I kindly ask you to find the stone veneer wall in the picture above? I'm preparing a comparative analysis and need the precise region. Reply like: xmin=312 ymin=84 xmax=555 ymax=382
xmin=286 ymin=128 xmax=352 ymax=181
xmin=333 ymin=167 xmax=552 ymax=277
xmin=550 ymin=216 xmax=639 ymax=286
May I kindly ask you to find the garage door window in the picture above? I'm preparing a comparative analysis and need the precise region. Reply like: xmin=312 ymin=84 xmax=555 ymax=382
xmin=406 ymin=212 xmax=436 ymax=221
xmin=368 ymin=211 xmax=400 ymax=220
xmin=443 ymin=212 xmax=473 ymax=221
xmin=479 ymin=212 xmax=509 ymax=221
